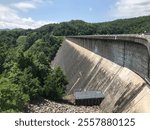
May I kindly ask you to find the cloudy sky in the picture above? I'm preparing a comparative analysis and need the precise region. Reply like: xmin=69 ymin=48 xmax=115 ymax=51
xmin=0 ymin=0 xmax=150 ymax=29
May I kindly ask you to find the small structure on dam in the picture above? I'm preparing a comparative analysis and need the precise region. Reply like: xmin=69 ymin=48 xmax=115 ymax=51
xmin=74 ymin=91 xmax=104 ymax=106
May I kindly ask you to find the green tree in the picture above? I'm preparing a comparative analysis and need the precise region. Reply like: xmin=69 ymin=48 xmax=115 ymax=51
xmin=43 ymin=67 xmax=68 ymax=100
xmin=18 ymin=68 xmax=41 ymax=99
xmin=0 ymin=77 xmax=29 ymax=112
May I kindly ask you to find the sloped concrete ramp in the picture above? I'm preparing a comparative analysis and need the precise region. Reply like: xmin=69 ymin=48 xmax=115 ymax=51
xmin=52 ymin=39 xmax=150 ymax=113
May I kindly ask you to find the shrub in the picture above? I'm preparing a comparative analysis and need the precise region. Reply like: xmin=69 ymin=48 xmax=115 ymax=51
xmin=43 ymin=67 xmax=68 ymax=100
xmin=0 ymin=78 xmax=29 ymax=112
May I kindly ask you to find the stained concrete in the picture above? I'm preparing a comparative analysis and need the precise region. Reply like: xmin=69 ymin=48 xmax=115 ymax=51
xmin=52 ymin=35 xmax=150 ymax=113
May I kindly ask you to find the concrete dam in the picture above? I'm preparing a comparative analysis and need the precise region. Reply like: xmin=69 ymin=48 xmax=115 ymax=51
xmin=52 ymin=35 xmax=150 ymax=113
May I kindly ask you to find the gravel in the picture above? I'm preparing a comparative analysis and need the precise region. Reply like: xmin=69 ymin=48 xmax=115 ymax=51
xmin=28 ymin=98 xmax=102 ymax=113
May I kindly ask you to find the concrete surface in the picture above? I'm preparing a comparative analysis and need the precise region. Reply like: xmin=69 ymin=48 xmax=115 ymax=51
xmin=51 ymin=35 xmax=150 ymax=113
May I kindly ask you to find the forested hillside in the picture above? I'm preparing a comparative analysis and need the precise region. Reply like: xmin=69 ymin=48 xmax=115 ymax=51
xmin=0 ymin=30 xmax=68 ymax=112
xmin=36 ymin=15 xmax=150 ymax=35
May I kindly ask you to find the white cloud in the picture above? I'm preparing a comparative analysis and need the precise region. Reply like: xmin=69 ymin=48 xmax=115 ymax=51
xmin=32 ymin=0 xmax=53 ymax=4
xmin=12 ymin=0 xmax=53 ymax=12
xmin=12 ymin=2 xmax=36 ymax=11
xmin=0 ymin=4 xmax=51 ymax=29
xmin=113 ymin=0 xmax=150 ymax=18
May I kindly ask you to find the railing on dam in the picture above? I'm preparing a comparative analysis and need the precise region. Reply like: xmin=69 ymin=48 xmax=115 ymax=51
xmin=67 ymin=35 xmax=150 ymax=81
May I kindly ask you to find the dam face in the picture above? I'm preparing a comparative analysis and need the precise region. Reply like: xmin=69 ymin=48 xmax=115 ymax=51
xmin=52 ymin=35 xmax=150 ymax=113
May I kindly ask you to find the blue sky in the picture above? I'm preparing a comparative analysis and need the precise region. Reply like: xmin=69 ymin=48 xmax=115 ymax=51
xmin=26 ymin=0 xmax=116 ymax=22
xmin=0 ymin=0 xmax=150 ymax=29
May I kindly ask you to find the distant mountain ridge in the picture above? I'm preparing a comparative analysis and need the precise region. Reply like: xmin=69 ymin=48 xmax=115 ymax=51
xmin=0 ymin=29 xmax=10 ymax=31
xmin=1 ymin=15 xmax=150 ymax=35
xmin=36 ymin=15 xmax=150 ymax=35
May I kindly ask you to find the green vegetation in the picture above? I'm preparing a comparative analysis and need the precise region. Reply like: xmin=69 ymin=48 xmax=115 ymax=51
xmin=36 ymin=16 xmax=150 ymax=35
xmin=0 ymin=15 xmax=150 ymax=112
xmin=0 ymin=77 xmax=29 ymax=112
xmin=0 ymin=30 xmax=67 ymax=112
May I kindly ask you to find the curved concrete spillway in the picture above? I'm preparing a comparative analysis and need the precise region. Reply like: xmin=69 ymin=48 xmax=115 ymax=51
xmin=52 ymin=35 xmax=150 ymax=112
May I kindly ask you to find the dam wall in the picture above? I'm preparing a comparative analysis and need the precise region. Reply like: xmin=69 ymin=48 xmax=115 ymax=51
xmin=67 ymin=35 xmax=150 ymax=79
xmin=52 ymin=35 xmax=150 ymax=112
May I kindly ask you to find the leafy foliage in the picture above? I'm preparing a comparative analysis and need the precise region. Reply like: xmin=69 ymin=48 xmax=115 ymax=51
xmin=43 ymin=67 xmax=68 ymax=100
xmin=0 ymin=77 xmax=29 ymax=112
xmin=36 ymin=16 xmax=150 ymax=35
xmin=0 ymin=30 xmax=67 ymax=112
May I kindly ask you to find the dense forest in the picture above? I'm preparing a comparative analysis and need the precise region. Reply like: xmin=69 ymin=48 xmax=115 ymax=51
xmin=36 ymin=15 xmax=150 ymax=36
xmin=0 ymin=30 xmax=68 ymax=112
xmin=0 ymin=15 xmax=150 ymax=112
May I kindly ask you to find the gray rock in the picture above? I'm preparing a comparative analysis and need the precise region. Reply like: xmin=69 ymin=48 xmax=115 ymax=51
xmin=28 ymin=99 xmax=102 ymax=113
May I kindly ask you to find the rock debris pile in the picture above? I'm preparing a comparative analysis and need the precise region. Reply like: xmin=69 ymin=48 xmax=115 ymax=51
xmin=28 ymin=99 xmax=102 ymax=113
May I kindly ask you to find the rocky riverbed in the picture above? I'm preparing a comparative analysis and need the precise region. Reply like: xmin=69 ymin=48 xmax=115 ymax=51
xmin=28 ymin=98 xmax=102 ymax=113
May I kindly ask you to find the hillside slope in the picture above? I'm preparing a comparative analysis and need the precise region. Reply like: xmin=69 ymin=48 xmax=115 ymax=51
xmin=36 ymin=15 xmax=150 ymax=35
